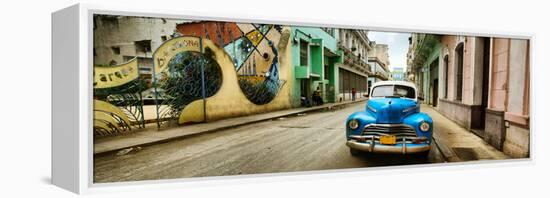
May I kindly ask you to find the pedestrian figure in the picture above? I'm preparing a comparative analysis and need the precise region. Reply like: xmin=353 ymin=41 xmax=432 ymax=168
xmin=351 ymin=88 xmax=356 ymax=101
xmin=312 ymin=86 xmax=323 ymax=106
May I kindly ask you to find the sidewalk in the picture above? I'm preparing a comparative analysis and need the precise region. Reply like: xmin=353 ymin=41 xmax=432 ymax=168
xmin=423 ymin=104 xmax=510 ymax=162
xmin=94 ymin=98 xmax=368 ymax=155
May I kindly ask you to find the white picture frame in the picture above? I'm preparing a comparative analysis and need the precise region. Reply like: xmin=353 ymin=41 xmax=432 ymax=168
xmin=52 ymin=3 xmax=534 ymax=194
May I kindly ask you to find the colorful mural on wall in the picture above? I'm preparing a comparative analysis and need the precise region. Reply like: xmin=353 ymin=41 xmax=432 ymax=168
xmin=154 ymin=48 xmax=223 ymax=127
xmin=93 ymin=18 xmax=293 ymax=134
xmin=230 ymin=24 xmax=285 ymax=105
xmin=177 ymin=22 xmax=286 ymax=105
xmin=141 ymin=22 xmax=292 ymax=127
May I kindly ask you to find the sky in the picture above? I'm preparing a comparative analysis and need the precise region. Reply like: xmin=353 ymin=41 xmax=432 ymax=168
xmin=368 ymin=31 xmax=411 ymax=71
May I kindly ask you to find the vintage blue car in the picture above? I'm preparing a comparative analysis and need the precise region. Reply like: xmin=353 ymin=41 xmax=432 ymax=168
xmin=345 ymin=81 xmax=433 ymax=157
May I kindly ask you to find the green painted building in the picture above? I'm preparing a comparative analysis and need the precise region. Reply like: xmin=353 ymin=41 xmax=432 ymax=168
xmin=409 ymin=34 xmax=441 ymax=106
xmin=290 ymin=27 xmax=343 ymax=107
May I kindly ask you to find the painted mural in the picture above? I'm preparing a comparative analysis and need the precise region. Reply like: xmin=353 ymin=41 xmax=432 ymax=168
xmin=146 ymin=22 xmax=291 ymax=127
xmin=154 ymin=49 xmax=223 ymax=127
xmin=177 ymin=22 xmax=286 ymax=105
xmin=93 ymin=18 xmax=292 ymax=134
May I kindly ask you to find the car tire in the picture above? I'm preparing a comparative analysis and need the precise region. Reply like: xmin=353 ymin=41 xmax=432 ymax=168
xmin=349 ymin=147 xmax=361 ymax=156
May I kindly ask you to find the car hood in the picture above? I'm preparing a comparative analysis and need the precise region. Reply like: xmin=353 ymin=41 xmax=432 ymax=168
xmin=367 ymin=98 xmax=418 ymax=124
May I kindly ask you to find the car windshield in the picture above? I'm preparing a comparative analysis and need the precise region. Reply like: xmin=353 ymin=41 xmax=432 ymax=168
xmin=371 ymin=85 xmax=415 ymax=99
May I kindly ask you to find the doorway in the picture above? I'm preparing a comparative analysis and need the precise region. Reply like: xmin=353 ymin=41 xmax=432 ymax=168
xmin=479 ymin=38 xmax=490 ymax=129
xmin=455 ymin=43 xmax=464 ymax=101
xmin=430 ymin=58 xmax=439 ymax=107
xmin=471 ymin=38 xmax=490 ymax=132
xmin=300 ymin=79 xmax=311 ymax=104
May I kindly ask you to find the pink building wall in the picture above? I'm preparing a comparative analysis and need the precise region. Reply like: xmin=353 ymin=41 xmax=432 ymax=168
xmin=437 ymin=35 xmax=485 ymax=129
xmin=487 ymin=38 xmax=530 ymax=158
xmin=440 ymin=35 xmax=477 ymax=105
xmin=488 ymin=38 xmax=510 ymax=111
xmin=440 ymin=36 xmax=458 ymax=101
xmin=435 ymin=35 xmax=529 ymax=158
xmin=463 ymin=37 xmax=474 ymax=105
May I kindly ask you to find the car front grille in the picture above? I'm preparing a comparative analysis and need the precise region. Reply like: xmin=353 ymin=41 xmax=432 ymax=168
xmin=361 ymin=124 xmax=417 ymax=143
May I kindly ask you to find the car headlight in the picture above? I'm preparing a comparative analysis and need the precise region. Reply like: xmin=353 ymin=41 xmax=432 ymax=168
xmin=348 ymin=119 xmax=359 ymax=130
xmin=419 ymin=121 xmax=430 ymax=132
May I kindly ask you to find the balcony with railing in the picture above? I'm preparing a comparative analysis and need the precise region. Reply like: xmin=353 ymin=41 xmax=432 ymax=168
xmin=409 ymin=34 xmax=441 ymax=71
xmin=338 ymin=41 xmax=371 ymax=74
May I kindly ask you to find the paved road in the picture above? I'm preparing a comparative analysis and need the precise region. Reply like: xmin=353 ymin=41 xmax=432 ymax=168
xmin=94 ymin=101 xmax=444 ymax=183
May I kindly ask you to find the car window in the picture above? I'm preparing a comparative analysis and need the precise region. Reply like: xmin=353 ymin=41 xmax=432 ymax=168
xmin=371 ymin=85 xmax=415 ymax=99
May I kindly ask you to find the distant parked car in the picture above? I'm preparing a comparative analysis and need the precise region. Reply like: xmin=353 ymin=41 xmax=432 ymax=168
xmin=345 ymin=81 xmax=433 ymax=157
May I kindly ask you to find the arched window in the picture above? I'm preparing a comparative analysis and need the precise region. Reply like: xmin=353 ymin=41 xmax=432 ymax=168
xmin=455 ymin=43 xmax=464 ymax=101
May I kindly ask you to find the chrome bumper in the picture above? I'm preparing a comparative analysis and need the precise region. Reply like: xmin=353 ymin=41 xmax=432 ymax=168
xmin=346 ymin=139 xmax=431 ymax=154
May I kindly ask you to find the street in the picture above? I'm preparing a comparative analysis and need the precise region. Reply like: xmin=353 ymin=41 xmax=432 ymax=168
xmin=94 ymin=101 xmax=444 ymax=183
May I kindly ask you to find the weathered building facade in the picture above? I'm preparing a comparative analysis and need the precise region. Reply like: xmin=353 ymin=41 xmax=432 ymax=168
xmin=93 ymin=15 xmax=185 ymax=86
xmin=437 ymin=36 xmax=490 ymax=132
xmin=406 ymin=34 xmax=441 ymax=106
xmin=486 ymin=38 xmax=530 ymax=158
xmin=337 ymin=29 xmax=372 ymax=101
xmin=407 ymin=34 xmax=530 ymax=158
xmin=368 ymin=43 xmax=390 ymax=86
xmin=290 ymin=27 xmax=343 ymax=106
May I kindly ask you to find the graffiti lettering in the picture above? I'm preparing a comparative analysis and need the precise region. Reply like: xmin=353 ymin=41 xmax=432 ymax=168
xmin=94 ymin=58 xmax=139 ymax=89
xmin=154 ymin=37 xmax=202 ymax=74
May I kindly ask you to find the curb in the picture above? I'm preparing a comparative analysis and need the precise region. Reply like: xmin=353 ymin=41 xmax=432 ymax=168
xmin=94 ymin=98 xmax=368 ymax=156
xmin=421 ymin=104 xmax=462 ymax=162
xmin=432 ymin=135 xmax=461 ymax=162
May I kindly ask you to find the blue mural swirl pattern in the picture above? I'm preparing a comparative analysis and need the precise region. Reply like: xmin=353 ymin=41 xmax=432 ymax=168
xmin=157 ymin=50 xmax=222 ymax=124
